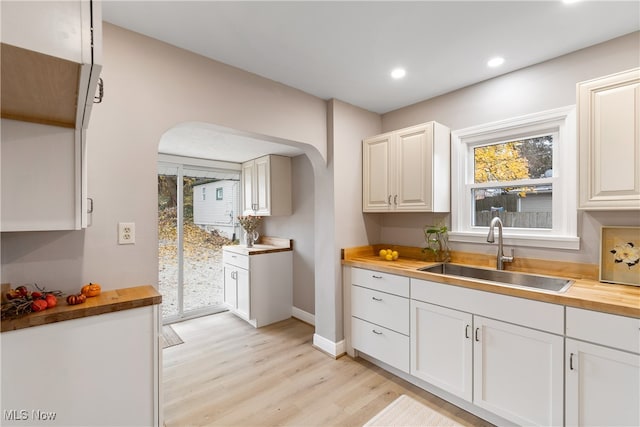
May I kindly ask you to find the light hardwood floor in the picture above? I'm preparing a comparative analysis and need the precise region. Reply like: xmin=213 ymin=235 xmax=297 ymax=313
xmin=163 ymin=312 xmax=494 ymax=427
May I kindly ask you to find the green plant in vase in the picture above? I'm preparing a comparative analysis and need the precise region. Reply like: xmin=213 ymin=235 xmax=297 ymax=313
xmin=423 ymin=224 xmax=451 ymax=262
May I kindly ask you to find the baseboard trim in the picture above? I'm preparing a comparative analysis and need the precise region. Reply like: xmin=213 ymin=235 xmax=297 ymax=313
xmin=292 ymin=307 xmax=315 ymax=326
xmin=313 ymin=333 xmax=346 ymax=359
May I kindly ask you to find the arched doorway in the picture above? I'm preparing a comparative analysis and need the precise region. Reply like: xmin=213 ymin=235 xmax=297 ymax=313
xmin=156 ymin=122 xmax=312 ymax=324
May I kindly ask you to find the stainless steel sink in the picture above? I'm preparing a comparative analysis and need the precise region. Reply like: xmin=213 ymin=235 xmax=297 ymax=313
xmin=418 ymin=263 xmax=573 ymax=293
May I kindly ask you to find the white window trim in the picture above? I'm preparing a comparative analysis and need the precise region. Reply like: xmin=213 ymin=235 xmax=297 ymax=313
xmin=450 ymin=105 xmax=580 ymax=250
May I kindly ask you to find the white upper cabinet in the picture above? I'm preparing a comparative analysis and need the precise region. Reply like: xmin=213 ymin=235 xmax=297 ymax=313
xmin=363 ymin=121 xmax=450 ymax=212
xmin=0 ymin=0 xmax=101 ymax=231
xmin=578 ymin=68 xmax=640 ymax=210
xmin=241 ymin=155 xmax=292 ymax=216
xmin=1 ymin=0 xmax=103 ymax=129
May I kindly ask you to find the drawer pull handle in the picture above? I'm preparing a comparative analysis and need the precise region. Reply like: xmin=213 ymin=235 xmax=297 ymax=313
xmin=569 ymin=353 xmax=575 ymax=370
xmin=475 ymin=328 xmax=480 ymax=342
xmin=465 ymin=324 xmax=470 ymax=339
xmin=372 ymin=297 xmax=383 ymax=302
xmin=372 ymin=275 xmax=383 ymax=279
xmin=372 ymin=329 xmax=383 ymax=335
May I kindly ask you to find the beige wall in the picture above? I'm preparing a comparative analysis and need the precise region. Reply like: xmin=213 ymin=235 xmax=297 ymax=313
xmin=377 ymin=32 xmax=640 ymax=265
xmin=320 ymin=99 xmax=381 ymax=341
xmin=262 ymin=154 xmax=316 ymax=315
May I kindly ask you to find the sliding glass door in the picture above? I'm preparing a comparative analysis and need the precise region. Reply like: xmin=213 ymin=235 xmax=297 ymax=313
xmin=158 ymin=161 xmax=240 ymax=323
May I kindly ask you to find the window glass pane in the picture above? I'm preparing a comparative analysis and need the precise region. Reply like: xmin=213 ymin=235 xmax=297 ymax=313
xmin=474 ymin=135 xmax=553 ymax=183
xmin=473 ymin=184 xmax=552 ymax=229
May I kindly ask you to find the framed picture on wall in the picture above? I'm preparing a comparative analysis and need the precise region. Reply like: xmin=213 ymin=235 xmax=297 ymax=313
xmin=600 ymin=226 xmax=640 ymax=286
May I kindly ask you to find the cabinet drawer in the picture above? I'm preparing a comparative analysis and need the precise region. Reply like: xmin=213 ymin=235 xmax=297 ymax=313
xmin=352 ymin=267 xmax=409 ymax=297
xmin=352 ymin=285 xmax=409 ymax=335
xmin=566 ymin=307 xmax=640 ymax=354
xmin=352 ymin=317 xmax=410 ymax=373
xmin=223 ymin=250 xmax=249 ymax=269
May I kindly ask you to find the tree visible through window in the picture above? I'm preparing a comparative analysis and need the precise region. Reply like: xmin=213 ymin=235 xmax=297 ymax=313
xmin=473 ymin=136 xmax=554 ymax=228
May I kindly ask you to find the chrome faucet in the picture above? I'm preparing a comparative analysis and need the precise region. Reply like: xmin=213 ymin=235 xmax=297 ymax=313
xmin=487 ymin=216 xmax=514 ymax=270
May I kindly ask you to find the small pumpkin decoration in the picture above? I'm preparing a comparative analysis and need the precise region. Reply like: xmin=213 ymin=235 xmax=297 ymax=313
xmin=67 ymin=293 xmax=87 ymax=305
xmin=81 ymin=283 xmax=101 ymax=298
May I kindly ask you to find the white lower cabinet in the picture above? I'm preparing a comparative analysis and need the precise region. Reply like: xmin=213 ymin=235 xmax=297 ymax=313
xmin=222 ymin=248 xmax=292 ymax=328
xmin=565 ymin=339 xmax=639 ymax=427
xmin=410 ymin=300 xmax=472 ymax=400
xmin=410 ymin=299 xmax=563 ymax=426
xmin=473 ymin=316 xmax=564 ymax=426
xmin=1 ymin=306 xmax=161 ymax=426
xmin=224 ymin=262 xmax=250 ymax=320
xmin=349 ymin=267 xmax=637 ymax=426
xmin=565 ymin=307 xmax=640 ymax=427
xmin=409 ymin=278 xmax=564 ymax=426
xmin=350 ymin=268 xmax=410 ymax=373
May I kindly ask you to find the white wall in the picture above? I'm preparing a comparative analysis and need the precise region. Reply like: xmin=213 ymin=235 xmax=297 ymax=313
xmin=378 ymin=32 xmax=640 ymax=265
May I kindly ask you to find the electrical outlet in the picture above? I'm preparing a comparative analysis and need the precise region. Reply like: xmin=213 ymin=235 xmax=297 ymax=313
xmin=118 ymin=222 xmax=136 ymax=245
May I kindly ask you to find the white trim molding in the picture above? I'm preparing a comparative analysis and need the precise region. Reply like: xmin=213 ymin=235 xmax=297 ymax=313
xmin=313 ymin=334 xmax=346 ymax=358
xmin=292 ymin=307 xmax=315 ymax=326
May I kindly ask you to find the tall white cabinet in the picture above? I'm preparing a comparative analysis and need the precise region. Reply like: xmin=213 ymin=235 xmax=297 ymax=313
xmin=578 ymin=68 xmax=640 ymax=210
xmin=362 ymin=121 xmax=450 ymax=212
xmin=241 ymin=155 xmax=292 ymax=216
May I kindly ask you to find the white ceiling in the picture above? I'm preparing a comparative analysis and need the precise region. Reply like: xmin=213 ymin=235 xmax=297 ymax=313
xmin=102 ymin=0 xmax=640 ymax=162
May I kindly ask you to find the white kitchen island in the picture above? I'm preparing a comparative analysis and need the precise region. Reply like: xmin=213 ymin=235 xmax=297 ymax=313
xmin=1 ymin=286 xmax=162 ymax=427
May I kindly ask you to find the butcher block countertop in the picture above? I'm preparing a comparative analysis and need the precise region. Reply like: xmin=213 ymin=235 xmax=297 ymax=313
xmin=224 ymin=236 xmax=293 ymax=255
xmin=343 ymin=245 xmax=640 ymax=318
xmin=1 ymin=285 xmax=162 ymax=333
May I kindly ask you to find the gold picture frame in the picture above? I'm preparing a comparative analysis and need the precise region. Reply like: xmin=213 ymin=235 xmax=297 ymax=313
xmin=600 ymin=226 xmax=640 ymax=286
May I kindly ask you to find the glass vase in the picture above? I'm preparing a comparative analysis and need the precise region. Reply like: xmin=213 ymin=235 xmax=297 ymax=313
xmin=424 ymin=228 xmax=451 ymax=262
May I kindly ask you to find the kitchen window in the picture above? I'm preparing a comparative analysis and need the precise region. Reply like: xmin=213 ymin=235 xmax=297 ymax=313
xmin=450 ymin=106 xmax=579 ymax=250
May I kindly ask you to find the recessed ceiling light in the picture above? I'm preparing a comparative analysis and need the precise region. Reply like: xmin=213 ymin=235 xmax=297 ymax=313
xmin=487 ymin=57 xmax=505 ymax=68
xmin=562 ymin=0 xmax=581 ymax=4
xmin=391 ymin=68 xmax=406 ymax=79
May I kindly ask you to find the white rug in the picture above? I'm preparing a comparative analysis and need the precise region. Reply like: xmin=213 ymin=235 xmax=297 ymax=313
xmin=363 ymin=395 xmax=464 ymax=427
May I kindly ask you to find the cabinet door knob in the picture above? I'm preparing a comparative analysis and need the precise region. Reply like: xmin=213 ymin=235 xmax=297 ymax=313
xmin=465 ymin=324 xmax=470 ymax=339
xmin=372 ymin=329 xmax=383 ymax=335
xmin=372 ymin=296 xmax=383 ymax=302
xmin=388 ymin=195 xmax=392 ymax=205
xmin=394 ymin=195 xmax=398 ymax=205
xmin=475 ymin=328 xmax=480 ymax=342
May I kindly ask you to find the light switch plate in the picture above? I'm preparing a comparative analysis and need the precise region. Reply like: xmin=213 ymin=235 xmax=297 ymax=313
xmin=118 ymin=222 xmax=135 ymax=245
